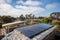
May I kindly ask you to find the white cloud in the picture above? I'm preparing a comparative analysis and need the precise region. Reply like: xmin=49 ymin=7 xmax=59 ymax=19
xmin=45 ymin=3 xmax=58 ymax=9
xmin=0 ymin=0 xmax=5 ymax=4
xmin=16 ymin=0 xmax=42 ymax=6
xmin=0 ymin=0 xmax=45 ymax=17
xmin=6 ymin=0 xmax=12 ymax=4
xmin=0 ymin=4 xmax=21 ymax=17
xmin=15 ymin=5 xmax=45 ymax=14
xmin=24 ymin=1 xmax=42 ymax=6
xmin=16 ymin=0 xmax=24 ymax=4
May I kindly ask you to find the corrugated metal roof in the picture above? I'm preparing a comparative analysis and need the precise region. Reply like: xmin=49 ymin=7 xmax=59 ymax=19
xmin=16 ymin=23 xmax=53 ymax=38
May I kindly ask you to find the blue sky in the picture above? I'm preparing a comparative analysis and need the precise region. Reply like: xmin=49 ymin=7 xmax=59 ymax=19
xmin=0 ymin=0 xmax=60 ymax=17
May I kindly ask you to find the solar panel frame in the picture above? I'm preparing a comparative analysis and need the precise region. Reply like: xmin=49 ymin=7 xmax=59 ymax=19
xmin=16 ymin=23 xmax=53 ymax=38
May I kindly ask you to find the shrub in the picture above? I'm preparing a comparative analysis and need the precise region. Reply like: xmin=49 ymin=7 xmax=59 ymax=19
xmin=52 ymin=20 xmax=60 ymax=25
xmin=0 ymin=23 xmax=3 ymax=28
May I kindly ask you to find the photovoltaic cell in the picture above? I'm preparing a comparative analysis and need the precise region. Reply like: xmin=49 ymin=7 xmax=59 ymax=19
xmin=16 ymin=23 xmax=53 ymax=38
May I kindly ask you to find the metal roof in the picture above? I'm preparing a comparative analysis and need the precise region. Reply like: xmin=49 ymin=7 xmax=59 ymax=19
xmin=2 ymin=21 xmax=26 ymax=27
xmin=16 ymin=23 xmax=53 ymax=38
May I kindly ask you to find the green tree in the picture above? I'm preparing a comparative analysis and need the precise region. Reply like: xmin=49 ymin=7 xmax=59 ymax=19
xmin=50 ymin=12 xmax=60 ymax=32
xmin=50 ymin=12 xmax=60 ymax=20
xmin=2 ymin=16 xmax=16 ymax=23
xmin=36 ymin=17 xmax=52 ymax=24
xmin=0 ymin=23 xmax=3 ymax=28
xmin=19 ymin=14 xmax=25 ymax=20
xmin=52 ymin=20 xmax=60 ymax=32
xmin=52 ymin=20 xmax=60 ymax=25
xmin=41 ymin=17 xmax=52 ymax=24
xmin=25 ymin=14 xmax=35 ymax=19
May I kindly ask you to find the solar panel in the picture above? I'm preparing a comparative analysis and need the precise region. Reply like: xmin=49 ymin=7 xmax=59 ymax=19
xmin=16 ymin=23 xmax=53 ymax=38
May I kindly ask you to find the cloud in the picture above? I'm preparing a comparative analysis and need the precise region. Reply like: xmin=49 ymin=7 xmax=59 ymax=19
xmin=0 ymin=0 xmax=45 ymax=17
xmin=0 ymin=3 xmax=45 ymax=17
xmin=16 ymin=0 xmax=24 ymax=4
xmin=6 ymin=0 xmax=12 ymax=4
xmin=0 ymin=0 xmax=21 ymax=17
xmin=0 ymin=4 xmax=21 ymax=17
xmin=15 ymin=5 xmax=45 ymax=13
xmin=24 ymin=1 xmax=42 ymax=6
xmin=16 ymin=0 xmax=42 ymax=6
xmin=0 ymin=0 xmax=5 ymax=4
xmin=45 ymin=3 xmax=58 ymax=9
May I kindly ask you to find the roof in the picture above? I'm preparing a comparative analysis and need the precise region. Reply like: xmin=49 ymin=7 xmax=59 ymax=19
xmin=2 ymin=21 xmax=26 ymax=27
xmin=16 ymin=23 xmax=53 ymax=38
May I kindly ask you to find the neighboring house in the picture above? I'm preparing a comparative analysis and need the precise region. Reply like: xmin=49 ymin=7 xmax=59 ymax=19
xmin=2 ymin=23 xmax=56 ymax=40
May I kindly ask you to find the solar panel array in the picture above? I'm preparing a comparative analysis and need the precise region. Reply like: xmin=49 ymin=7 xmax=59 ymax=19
xmin=16 ymin=23 xmax=53 ymax=38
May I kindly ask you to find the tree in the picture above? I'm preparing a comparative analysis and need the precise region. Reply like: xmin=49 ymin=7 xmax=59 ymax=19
xmin=52 ymin=20 xmax=60 ymax=25
xmin=19 ymin=14 xmax=25 ymax=20
xmin=50 ymin=12 xmax=60 ymax=20
xmin=50 ymin=12 xmax=60 ymax=32
xmin=36 ymin=17 xmax=52 ymax=24
xmin=2 ymin=16 xmax=16 ymax=23
xmin=52 ymin=20 xmax=60 ymax=32
xmin=0 ymin=23 xmax=3 ymax=28
xmin=38 ymin=16 xmax=44 ymax=19
xmin=41 ymin=17 xmax=52 ymax=24
xmin=25 ymin=14 xmax=35 ymax=19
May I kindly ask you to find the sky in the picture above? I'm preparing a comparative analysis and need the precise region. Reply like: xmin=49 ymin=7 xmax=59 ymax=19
xmin=0 ymin=0 xmax=60 ymax=17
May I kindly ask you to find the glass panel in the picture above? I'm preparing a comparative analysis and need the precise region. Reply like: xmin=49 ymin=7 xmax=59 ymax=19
xmin=16 ymin=23 xmax=53 ymax=38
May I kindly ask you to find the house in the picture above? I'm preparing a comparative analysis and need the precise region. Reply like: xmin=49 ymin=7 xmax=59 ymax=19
xmin=2 ymin=23 xmax=56 ymax=40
